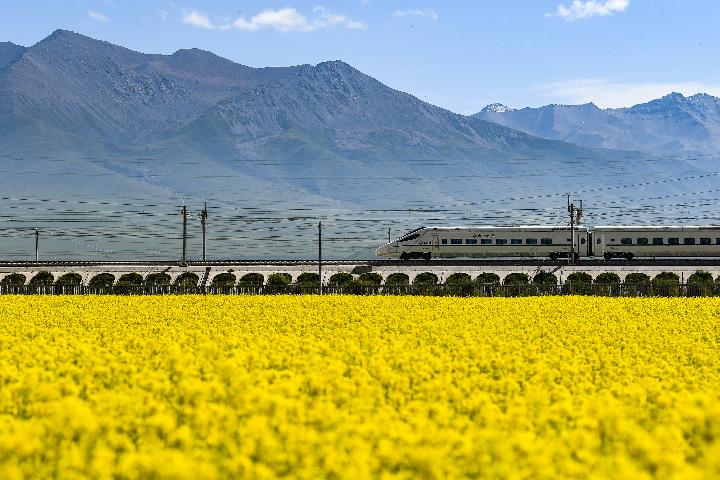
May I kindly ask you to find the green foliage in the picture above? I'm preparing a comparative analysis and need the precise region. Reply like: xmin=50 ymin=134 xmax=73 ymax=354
xmin=595 ymin=272 xmax=621 ymax=284
xmin=687 ymin=270 xmax=714 ymax=296
xmin=296 ymin=272 xmax=320 ymax=285
xmin=413 ymin=272 xmax=438 ymax=286
xmin=29 ymin=271 xmax=54 ymax=286
xmin=238 ymin=273 xmax=264 ymax=286
xmin=267 ymin=273 xmax=292 ymax=286
xmin=533 ymin=271 xmax=557 ymax=285
xmin=475 ymin=273 xmax=500 ymax=285
xmin=566 ymin=272 xmax=592 ymax=285
xmin=688 ymin=270 xmax=713 ymax=285
xmin=503 ymin=273 xmax=529 ymax=285
xmin=211 ymin=272 xmax=237 ymax=288
xmin=384 ymin=273 xmax=409 ymax=286
xmin=445 ymin=272 xmax=473 ymax=296
xmin=624 ymin=273 xmax=651 ymax=285
xmin=1 ymin=273 xmax=26 ymax=286
xmin=117 ymin=273 xmax=143 ymax=285
xmin=565 ymin=272 xmax=592 ymax=295
xmin=174 ymin=272 xmax=199 ymax=288
xmin=145 ymin=273 xmax=171 ymax=286
xmin=88 ymin=273 xmax=115 ymax=288
xmin=357 ymin=272 xmax=383 ymax=286
xmin=446 ymin=273 xmax=472 ymax=285
xmin=55 ymin=273 xmax=83 ymax=286
xmin=328 ymin=272 xmax=354 ymax=287
xmin=652 ymin=271 xmax=680 ymax=297
xmin=592 ymin=272 xmax=621 ymax=296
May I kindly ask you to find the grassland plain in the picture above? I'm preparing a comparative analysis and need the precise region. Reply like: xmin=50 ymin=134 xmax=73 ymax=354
xmin=0 ymin=296 xmax=719 ymax=479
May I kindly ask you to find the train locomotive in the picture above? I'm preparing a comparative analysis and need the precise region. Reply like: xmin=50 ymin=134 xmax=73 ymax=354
xmin=375 ymin=225 xmax=720 ymax=261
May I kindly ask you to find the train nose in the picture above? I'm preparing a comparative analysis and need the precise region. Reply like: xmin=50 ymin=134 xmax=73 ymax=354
xmin=375 ymin=244 xmax=390 ymax=257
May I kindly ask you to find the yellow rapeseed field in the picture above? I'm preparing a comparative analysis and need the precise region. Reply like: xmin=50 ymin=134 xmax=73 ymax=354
xmin=1 ymin=296 xmax=720 ymax=479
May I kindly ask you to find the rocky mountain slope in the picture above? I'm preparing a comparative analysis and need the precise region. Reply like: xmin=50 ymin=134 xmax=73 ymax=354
xmin=0 ymin=30 xmax=701 ymax=259
xmin=475 ymin=93 xmax=720 ymax=155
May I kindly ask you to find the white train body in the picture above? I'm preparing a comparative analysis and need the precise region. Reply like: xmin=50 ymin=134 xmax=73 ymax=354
xmin=594 ymin=226 xmax=720 ymax=259
xmin=376 ymin=226 xmax=589 ymax=261
xmin=376 ymin=225 xmax=720 ymax=260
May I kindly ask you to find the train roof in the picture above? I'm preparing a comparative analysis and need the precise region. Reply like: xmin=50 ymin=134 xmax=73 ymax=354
xmin=594 ymin=225 xmax=720 ymax=230
xmin=423 ymin=225 xmax=585 ymax=230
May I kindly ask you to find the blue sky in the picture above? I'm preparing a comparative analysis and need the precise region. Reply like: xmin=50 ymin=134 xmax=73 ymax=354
xmin=3 ymin=0 xmax=720 ymax=114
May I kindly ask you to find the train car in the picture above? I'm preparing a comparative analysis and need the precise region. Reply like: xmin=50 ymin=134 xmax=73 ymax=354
xmin=594 ymin=226 xmax=720 ymax=259
xmin=375 ymin=226 xmax=589 ymax=260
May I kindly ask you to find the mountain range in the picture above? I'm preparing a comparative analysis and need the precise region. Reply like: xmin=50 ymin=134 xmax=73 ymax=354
xmin=475 ymin=93 xmax=720 ymax=155
xmin=0 ymin=30 xmax=714 ymax=259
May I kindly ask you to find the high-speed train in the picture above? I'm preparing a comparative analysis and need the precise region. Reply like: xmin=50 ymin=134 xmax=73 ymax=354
xmin=375 ymin=226 xmax=720 ymax=260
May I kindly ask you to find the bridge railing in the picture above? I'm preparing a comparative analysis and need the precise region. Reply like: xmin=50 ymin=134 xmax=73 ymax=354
xmin=1 ymin=282 xmax=718 ymax=297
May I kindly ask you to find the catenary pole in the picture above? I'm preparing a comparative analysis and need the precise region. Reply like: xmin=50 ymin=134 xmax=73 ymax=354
xmin=34 ymin=229 xmax=39 ymax=261
xmin=318 ymin=222 xmax=323 ymax=295
xmin=181 ymin=205 xmax=187 ymax=266
xmin=200 ymin=202 xmax=207 ymax=262
xmin=567 ymin=194 xmax=574 ymax=264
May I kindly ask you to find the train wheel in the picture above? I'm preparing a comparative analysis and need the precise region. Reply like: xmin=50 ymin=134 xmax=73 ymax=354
xmin=549 ymin=253 xmax=559 ymax=261
xmin=400 ymin=252 xmax=409 ymax=261
xmin=423 ymin=252 xmax=431 ymax=261
xmin=624 ymin=252 xmax=634 ymax=260
xmin=604 ymin=253 xmax=613 ymax=261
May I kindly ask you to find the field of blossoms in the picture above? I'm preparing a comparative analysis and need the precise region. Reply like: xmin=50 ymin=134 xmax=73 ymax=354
xmin=1 ymin=296 xmax=720 ymax=479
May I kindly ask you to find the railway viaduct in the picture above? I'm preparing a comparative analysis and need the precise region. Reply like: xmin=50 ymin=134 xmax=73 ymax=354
xmin=2 ymin=259 xmax=720 ymax=285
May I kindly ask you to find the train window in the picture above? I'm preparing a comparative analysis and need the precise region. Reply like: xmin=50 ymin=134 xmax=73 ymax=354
xmin=441 ymin=239 xmax=447 ymax=245
xmin=580 ymin=238 xmax=586 ymax=244
xmin=480 ymin=239 xmax=492 ymax=245
xmin=450 ymin=239 xmax=462 ymax=245
xmin=653 ymin=238 xmax=663 ymax=245
xmin=684 ymin=238 xmax=696 ymax=245
xmin=700 ymin=238 xmax=711 ymax=245
xmin=496 ymin=239 xmax=508 ymax=245
xmin=511 ymin=239 xmax=522 ymax=245
xmin=466 ymin=239 xmax=478 ymax=244
xmin=526 ymin=238 xmax=538 ymax=245
xmin=637 ymin=238 xmax=648 ymax=245
xmin=621 ymin=238 xmax=633 ymax=245
xmin=399 ymin=234 xmax=420 ymax=242
xmin=668 ymin=238 xmax=679 ymax=245
xmin=717 ymin=238 xmax=720 ymax=245
xmin=597 ymin=238 xmax=602 ymax=244
xmin=541 ymin=238 xmax=552 ymax=245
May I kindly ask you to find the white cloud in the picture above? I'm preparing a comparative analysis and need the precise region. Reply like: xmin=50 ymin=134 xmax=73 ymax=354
xmin=182 ymin=6 xmax=366 ymax=32
xmin=182 ymin=10 xmax=216 ymax=29
xmin=548 ymin=0 xmax=629 ymax=21
xmin=87 ymin=10 xmax=109 ymax=22
xmin=391 ymin=8 xmax=438 ymax=20
xmin=536 ymin=78 xmax=720 ymax=108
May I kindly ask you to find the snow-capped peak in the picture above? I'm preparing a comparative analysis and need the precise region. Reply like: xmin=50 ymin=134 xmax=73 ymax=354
xmin=480 ymin=103 xmax=515 ymax=113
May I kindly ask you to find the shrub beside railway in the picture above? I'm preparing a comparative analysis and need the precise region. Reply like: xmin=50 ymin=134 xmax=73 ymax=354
xmin=3 ymin=269 xmax=720 ymax=296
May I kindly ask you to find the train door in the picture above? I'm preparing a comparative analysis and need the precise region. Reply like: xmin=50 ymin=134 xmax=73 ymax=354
xmin=432 ymin=234 xmax=440 ymax=255
xmin=595 ymin=234 xmax=605 ymax=257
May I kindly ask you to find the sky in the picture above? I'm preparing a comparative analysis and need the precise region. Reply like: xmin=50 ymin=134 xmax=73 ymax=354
xmin=2 ymin=0 xmax=720 ymax=114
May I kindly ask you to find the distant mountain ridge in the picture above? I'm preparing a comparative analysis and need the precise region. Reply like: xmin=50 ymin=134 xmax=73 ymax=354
xmin=0 ymin=29 xmax=711 ymax=259
xmin=474 ymin=93 xmax=720 ymax=155
xmin=0 ymin=29 xmax=616 ymax=203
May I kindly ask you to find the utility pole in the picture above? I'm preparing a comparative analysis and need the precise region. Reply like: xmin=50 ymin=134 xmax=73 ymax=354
xmin=318 ymin=222 xmax=323 ymax=295
xmin=567 ymin=194 xmax=574 ymax=264
xmin=181 ymin=205 xmax=187 ymax=266
xmin=388 ymin=227 xmax=391 ymax=244
xmin=200 ymin=203 xmax=208 ymax=262
xmin=34 ymin=229 xmax=39 ymax=262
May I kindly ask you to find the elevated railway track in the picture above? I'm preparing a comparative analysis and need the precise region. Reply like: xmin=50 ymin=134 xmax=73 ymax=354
xmin=3 ymin=258 xmax=720 ymax=268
